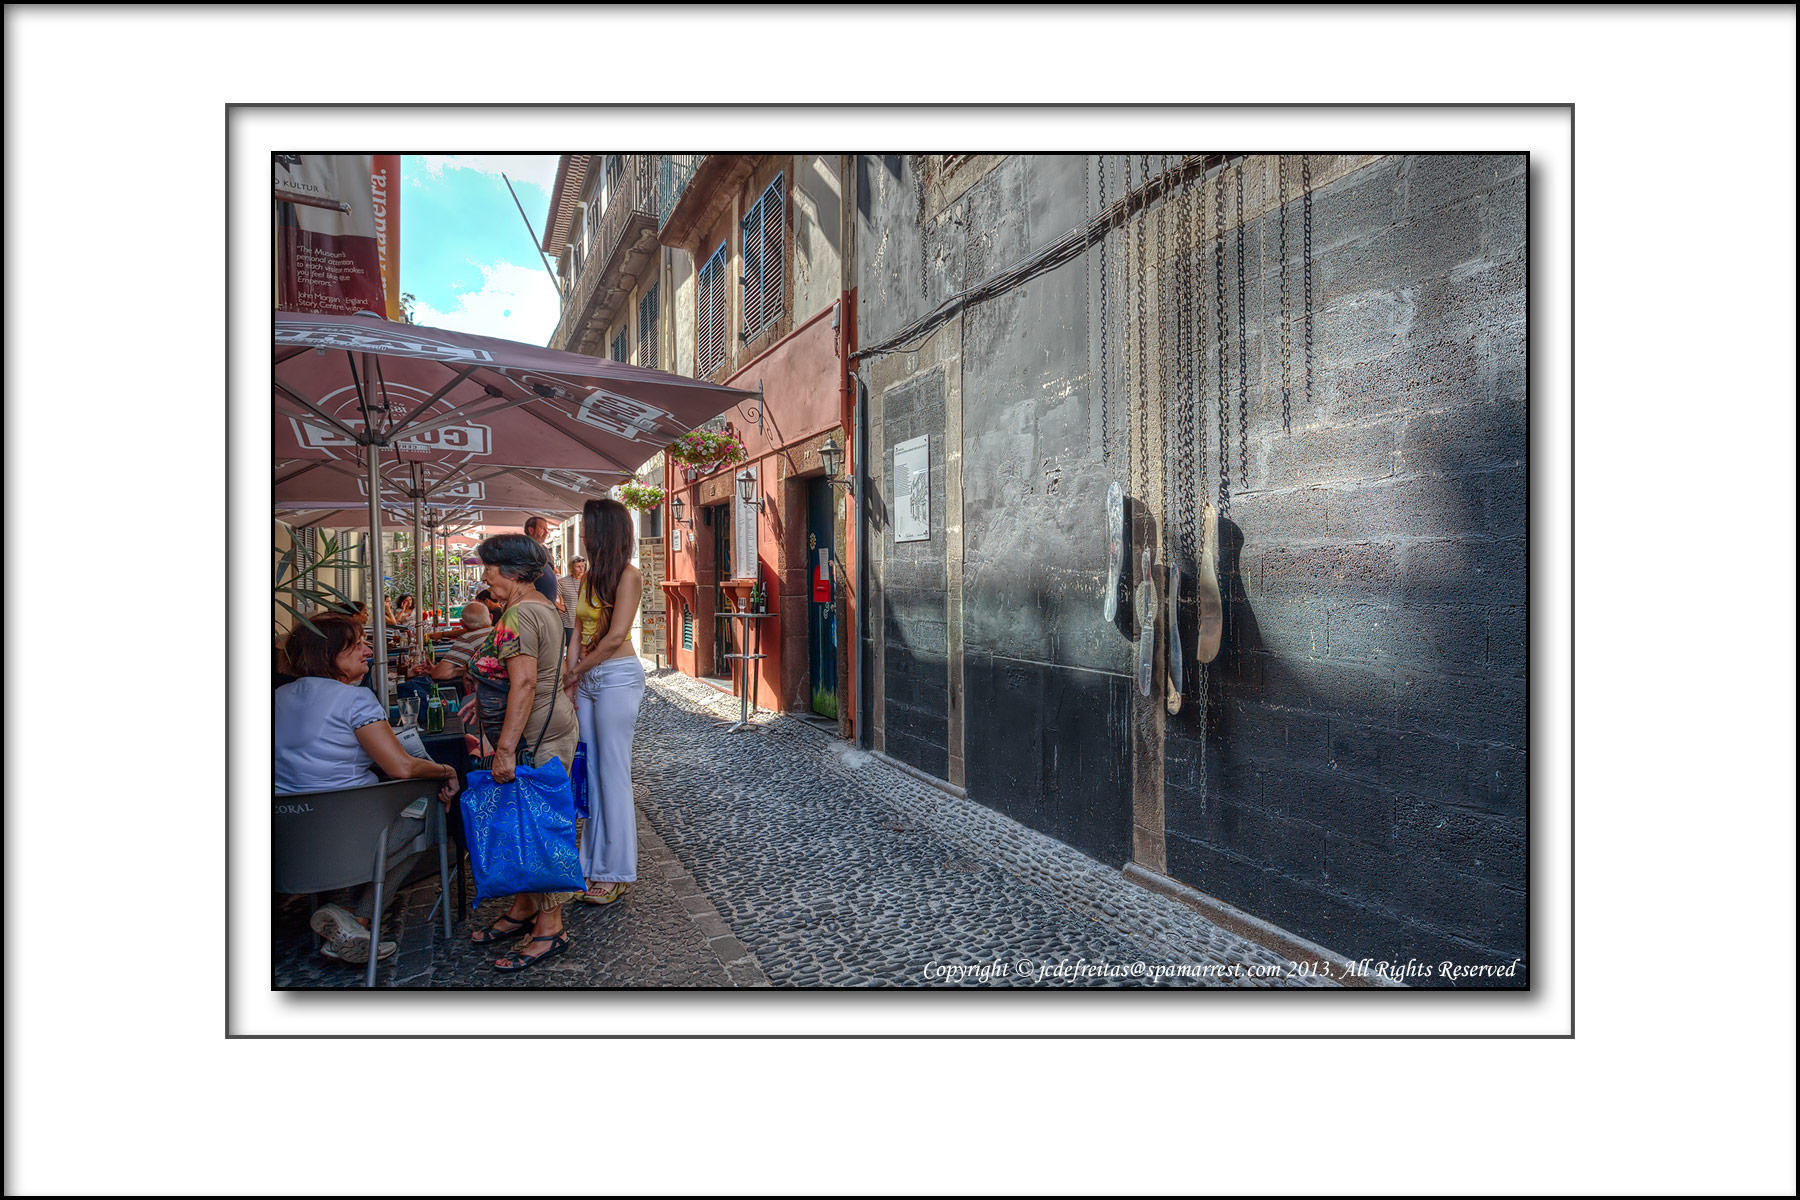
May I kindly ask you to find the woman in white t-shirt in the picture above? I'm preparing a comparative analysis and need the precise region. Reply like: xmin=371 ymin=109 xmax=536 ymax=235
xmin=276 ymin=615 xmax=459 ymax=964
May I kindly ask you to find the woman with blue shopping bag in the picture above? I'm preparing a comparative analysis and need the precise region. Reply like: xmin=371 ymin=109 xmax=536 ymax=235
xmin=562 ymin=498 xmax=647 ymax=907
xmin=464 ymin=533 xmax=582 ymax=972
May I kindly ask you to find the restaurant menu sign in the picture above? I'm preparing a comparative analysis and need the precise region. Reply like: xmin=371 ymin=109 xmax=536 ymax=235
xmin=275 ymin=154 xmax=401 ymax=319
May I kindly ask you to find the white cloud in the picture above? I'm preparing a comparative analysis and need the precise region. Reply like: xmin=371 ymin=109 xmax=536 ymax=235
xmin=410 ymin=260 xmax=561 ymax=346
xmin=416 ymin=154 xmax=558 ymax=196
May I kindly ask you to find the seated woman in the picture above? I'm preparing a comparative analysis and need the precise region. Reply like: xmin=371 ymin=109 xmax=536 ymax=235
xmin=276 ymin=614 xmax=460 ymax=965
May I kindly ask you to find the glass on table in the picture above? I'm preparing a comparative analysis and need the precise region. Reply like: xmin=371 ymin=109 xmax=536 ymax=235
xmin=400 ymin=695 xmax=420 ymax=728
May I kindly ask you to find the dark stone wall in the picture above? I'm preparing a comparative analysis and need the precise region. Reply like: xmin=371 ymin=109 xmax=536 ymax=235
xmin=1161 ymin=153 xmax=1528 ymax=983
xmin=854 ymin=153 xmax=1526 ymax=981
xmin=878 ymin=367 xmax=950 ymax=780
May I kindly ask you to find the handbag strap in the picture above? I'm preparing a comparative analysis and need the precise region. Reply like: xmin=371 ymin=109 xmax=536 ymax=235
xmin=527 ymin=613 xmax=564 ymax=764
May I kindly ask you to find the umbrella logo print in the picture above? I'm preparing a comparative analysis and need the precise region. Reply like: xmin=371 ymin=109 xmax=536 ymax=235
xmin=273 ymin=320 xmax=495 ymax=365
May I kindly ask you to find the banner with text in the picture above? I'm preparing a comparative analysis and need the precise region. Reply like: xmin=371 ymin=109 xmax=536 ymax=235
xmin=275 ymin=154 xmax=400 ymax=319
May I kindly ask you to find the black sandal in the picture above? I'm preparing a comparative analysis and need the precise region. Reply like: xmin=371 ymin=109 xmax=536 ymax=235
xmin=494 ymin=932 xmax=570 ymax=973
xmin=470 ymin=913 xmax=534 ymax=945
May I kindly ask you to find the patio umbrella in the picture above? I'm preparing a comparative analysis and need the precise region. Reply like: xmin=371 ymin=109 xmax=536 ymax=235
xmin=274 ymin=310 xmax=756 ymax=693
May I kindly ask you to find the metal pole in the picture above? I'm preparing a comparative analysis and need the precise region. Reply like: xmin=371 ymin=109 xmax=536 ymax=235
xmin=503 ymin=172 xmax=564 ymax=307
xmin=412 ymin=496 xmax=424 ymax=655
xmin=366 ymin=448 xmax=387 ymax=699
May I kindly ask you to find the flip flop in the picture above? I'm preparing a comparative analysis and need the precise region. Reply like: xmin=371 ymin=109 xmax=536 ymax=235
xmin=470 ymin=913 xmax=534 ymax=944
xmin=494 ymin=932 xmax=569 ymax=973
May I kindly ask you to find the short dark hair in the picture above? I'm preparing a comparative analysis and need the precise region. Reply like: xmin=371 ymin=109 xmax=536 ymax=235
xmin=524 ymin=516 xmax=546 ymax=537
xmin=283 ymin=615 xmax=364 ymax=682
xmin=477 ymin=532 xmax=547 ymax=583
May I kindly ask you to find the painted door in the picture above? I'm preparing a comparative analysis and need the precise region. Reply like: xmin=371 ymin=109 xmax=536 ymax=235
xmin=806 ymin=477 xmax=839 ymax=718
xmin=710 ymin=503 xmax=734 ymax=678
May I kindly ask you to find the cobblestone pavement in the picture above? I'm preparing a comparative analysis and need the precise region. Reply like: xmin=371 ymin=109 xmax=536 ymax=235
xmin=275 ymin=665 xmax=1330 ymax=988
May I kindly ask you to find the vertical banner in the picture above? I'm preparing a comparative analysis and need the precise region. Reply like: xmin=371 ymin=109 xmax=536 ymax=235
xmin=275 ymin=153 xmax=400 ymax=318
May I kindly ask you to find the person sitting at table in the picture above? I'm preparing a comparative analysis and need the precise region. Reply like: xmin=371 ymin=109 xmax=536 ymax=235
xmin=408 ymin=601 xmax=490 ymax=693
xmin=387 ymin=593 xmax=417 ymax=626
xmin=474 ymin=588 xmax=502 ymax=623
xmin=276 ymin=614 xmax=460 ymax=965
xmin=466 ymin=533 xmax=580 ymax=973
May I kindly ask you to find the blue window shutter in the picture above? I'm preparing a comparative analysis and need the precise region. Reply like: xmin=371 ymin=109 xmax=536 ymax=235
xmin=740 ymin=198 xmax=763 ymax=339
xmin=761 ymin=175 xmax=784 ymax=331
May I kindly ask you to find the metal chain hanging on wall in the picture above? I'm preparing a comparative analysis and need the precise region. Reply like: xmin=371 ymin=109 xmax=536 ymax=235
xmin=1235 ymin=159 xmax=1249 ymax=491
xmin=1303 ymin=155 xmax=1315 ymax=409
xmin=910 ymin=155 xmax=930 ymax=305
xmin=1097 ymin=155 xmax=1112 ymax=469
xmin=1279 ymin=155 xmax=1293 ymax=436
xmin=1214 ymin=162 xmax=1231 ymax=518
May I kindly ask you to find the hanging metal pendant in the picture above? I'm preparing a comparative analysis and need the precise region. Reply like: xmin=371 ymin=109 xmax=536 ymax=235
xmin=1104 ymin=480 xmax=1124 ymax=623
xmin=1135 ymin=547 xmax=1156 ymax=697
xmin=1165 ymin=560 xmax=1184 ymax=714
xmin=1195 ymin=501 xmax=1223 ymax=664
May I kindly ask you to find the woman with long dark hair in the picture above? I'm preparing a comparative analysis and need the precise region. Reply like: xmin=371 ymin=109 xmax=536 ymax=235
xmin=563 ymin=497 xmax=646 ymax=906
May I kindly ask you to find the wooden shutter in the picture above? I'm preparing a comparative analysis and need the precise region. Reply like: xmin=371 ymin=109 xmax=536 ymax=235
xmin=638 ymin=284 xmax=658 ymax=368
xmin=740 ymin=198 xmax=764 ymax=338
xmin=760 ymin=175 xmax=784 ymax=331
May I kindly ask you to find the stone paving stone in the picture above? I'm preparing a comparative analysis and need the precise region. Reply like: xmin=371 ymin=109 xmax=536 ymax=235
xmin=633 ymin=670 xmax=1334 ymax=989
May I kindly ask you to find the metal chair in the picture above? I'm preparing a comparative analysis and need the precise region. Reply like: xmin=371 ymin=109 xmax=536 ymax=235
xmin=273 ymin=778 xmax=452 ymax=987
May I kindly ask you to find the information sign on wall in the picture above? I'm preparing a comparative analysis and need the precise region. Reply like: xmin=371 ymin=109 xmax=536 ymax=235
xmin=893 ymin=436 xmax=931 ymax=543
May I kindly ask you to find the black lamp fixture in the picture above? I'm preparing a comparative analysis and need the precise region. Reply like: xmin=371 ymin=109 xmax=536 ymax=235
xmin=670 ymin=494 xmax=693 ymax=528
xmin=819 ymin=435 xmax=855 ymax=496
xmin=735 ymin=468 xmax=763 ymax=512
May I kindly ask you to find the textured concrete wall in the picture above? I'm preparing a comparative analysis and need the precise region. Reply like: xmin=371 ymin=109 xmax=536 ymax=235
xmin=854 ymin=153 xmax=1527 ymax=981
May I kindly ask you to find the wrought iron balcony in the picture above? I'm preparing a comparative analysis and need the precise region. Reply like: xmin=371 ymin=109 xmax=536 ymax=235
xmin=550 ymin=153 xmax=661 ymax=356
xmin=657 ymin=154 xmax=706 ymax=232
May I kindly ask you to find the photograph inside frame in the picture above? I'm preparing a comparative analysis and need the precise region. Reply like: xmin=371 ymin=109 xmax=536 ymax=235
xmin=271 ymin=150 xmax=1529 ymax=992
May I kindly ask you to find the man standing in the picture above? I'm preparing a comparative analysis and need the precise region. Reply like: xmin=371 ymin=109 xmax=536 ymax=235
xmin=557 ymin=557 xmax=585 ymax=651
xmin=523 ymin=516 xmax=559 ymax=605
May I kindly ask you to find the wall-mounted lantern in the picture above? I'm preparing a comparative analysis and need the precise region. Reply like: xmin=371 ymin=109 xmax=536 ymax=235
xmin=670 ymin=494 xmax=693 ymax=528
xmin=736 ymin=468 xmax=763 ymax=512
xmin=819 ymin=436 xmax=855 ymax=496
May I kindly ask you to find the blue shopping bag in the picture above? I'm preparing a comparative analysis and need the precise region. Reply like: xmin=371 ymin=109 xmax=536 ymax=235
xmin=571 ymin=742 xmax=590 ymax=819
xmin=459 ymin=757 xmax=584 ymax=907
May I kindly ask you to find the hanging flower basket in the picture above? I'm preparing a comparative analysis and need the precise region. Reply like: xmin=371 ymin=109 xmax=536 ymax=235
xmin=668 ymin=428 xmax=748 ymax=470
xmin=617 ymin=478 xmax=666 ymax=512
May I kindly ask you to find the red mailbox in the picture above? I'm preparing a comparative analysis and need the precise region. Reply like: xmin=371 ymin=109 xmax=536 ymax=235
xmin=812 ymin=547 xmax=832 ymax=603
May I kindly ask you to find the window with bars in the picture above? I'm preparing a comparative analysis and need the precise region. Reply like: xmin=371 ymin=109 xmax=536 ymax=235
xmin=611 ymin=325 xmax=628 ymax=364
xmin=739 ymin=173 xmax=785 ymax=343
xmin=696 ymin=240 xmax=728 ymax=377
xmin=638 ymin=283 xmax=659 ymax=369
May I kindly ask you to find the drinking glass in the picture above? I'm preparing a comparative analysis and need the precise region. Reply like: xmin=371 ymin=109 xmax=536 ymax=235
xmin=401 ymin=696 xmax=420 ymax=728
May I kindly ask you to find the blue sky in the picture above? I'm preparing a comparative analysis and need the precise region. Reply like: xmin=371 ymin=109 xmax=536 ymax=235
xmin=399 ymin=155 xmax=562 ymax=345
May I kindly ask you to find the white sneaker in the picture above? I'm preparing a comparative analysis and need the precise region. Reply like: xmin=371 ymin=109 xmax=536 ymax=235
xmin=320 ymin=939 xmax=397 ymax=963
xmin=310 ymin=904 xmax=376 ymax=962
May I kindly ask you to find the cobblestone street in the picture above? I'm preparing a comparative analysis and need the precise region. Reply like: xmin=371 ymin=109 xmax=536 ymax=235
xmin=276 ymin=665 xmax=1329 ymax=989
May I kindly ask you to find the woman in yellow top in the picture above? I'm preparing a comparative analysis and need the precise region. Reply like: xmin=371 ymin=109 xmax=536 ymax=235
xmin=562 ymin=497 xmax=646 ymax=905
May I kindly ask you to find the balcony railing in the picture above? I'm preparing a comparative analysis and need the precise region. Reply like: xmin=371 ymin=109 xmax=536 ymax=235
xmin=657 ymin=154 xmax=706 ymax=232
xmin=550 ymin=153 xmax=658 ymax=352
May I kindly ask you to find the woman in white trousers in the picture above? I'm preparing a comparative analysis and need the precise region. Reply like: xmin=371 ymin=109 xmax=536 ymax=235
xmin=563 ymin=498 xmax=647 ymax=905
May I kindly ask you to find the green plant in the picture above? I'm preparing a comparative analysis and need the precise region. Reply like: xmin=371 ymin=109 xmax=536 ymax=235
xmin=275 ymin=527 xmax=365 ymax=636
xmin=618 ymin=478 xmax=667 ymax=512
xmin=668 ymin=428 xmax=747 ymax=469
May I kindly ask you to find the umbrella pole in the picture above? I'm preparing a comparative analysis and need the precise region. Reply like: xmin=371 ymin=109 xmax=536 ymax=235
xmin=412 ymin=497 xmax=424 ymax=656
xmin=366 ymin=449 xmax=387 ymax=700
